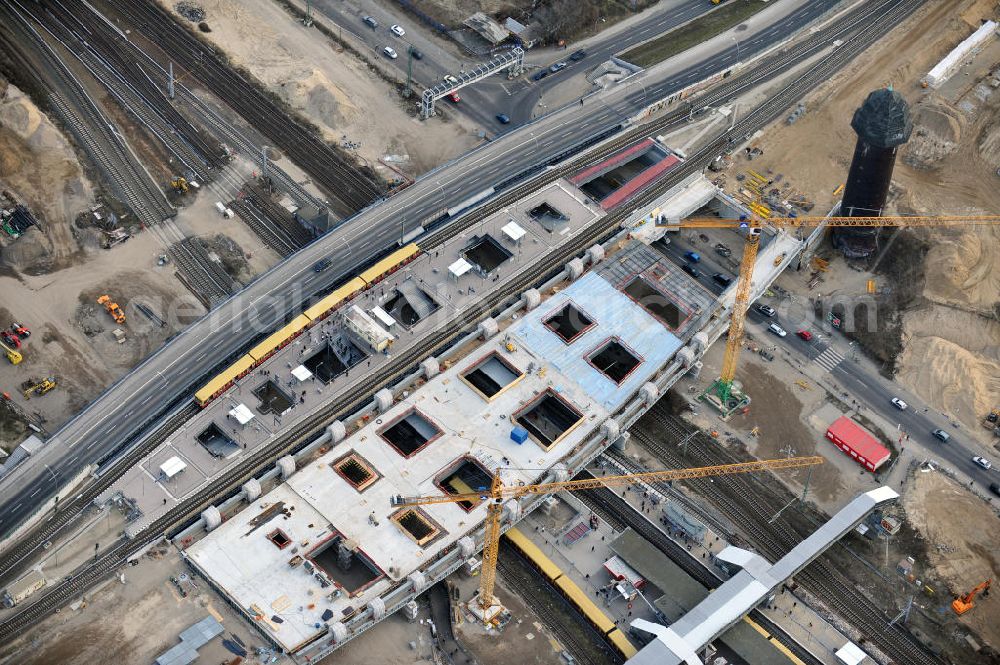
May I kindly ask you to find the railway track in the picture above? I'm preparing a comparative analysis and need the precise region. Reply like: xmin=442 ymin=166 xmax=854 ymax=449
xmin=0 ymin=0 xmax=928 ymax=639
xmin=497 ymin=541 xmax=622 ymax=665
xmin=633 ymin=409 xmax=943 ymax=665
xmin=166 ymin=236 xmax=238 ymax=305
xmin=574 ymin=479 xmax=825 ymax=665
xmin=90 ymin=0 xmax=383 ymax=214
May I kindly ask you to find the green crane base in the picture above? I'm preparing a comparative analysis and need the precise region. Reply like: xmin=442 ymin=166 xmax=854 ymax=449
xmin=700 ymin=378 xmax=751 ymax=419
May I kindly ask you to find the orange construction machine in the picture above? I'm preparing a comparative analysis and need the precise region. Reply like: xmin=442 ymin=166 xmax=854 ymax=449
xmin=952 ymin=579 xmax=991 ymax=616
xmin=97 ymin=295 xmax=126 ymax=324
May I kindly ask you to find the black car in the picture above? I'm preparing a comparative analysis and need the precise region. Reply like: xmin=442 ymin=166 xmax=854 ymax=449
xmin=313 ymin=258 xmax=332 ymax=273
xmin=496 ymin=113 xmax=511 ymax=124
xmin=990 ymin=483 xmax=1000 ymax=497
xmin=682 ymin=263 xmax=700 ymax=278
xmin=532 ymin=70 xmax=548 ymax=81
xmin=712 ymin=273 xmax=734 ymax=287
xmin=408 ymin=46 xmax=423 ymax=60
xmin=569 ymin=49 xmax=587 ymax=61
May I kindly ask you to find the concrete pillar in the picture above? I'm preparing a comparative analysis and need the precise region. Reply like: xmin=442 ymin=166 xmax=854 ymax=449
xmin=420 ymin=356 xmax=440 ymax=379
xmin=691 ymin=331 xmax=709 ymax=353
xmin=477 ymin=317 xmax=499 ymax=340
xmin=502 ymin=498 xmax=521 ymax=523
xmin=611 ymin=431 xmax=631 ymax=452
xmin=202 ymin=505 xmax=222 ymax=531
xmin=368 ymin=597 xmax=386 ymax=621
xmin=676 ymin=346 xmax=696 ymax=368
xmin=402 ymin=600 xmax=419 ymax=622
xmin=640 ymin=382 xmax=659 ymax=407
xmin=329 ymin=622 xmax=349 ymax=643
xmin=551 ymin=463 xmax=570 ymax=483
xmin=520 ymin=288 xmax=541 ymax=311
xmin=458 ymin=536 xmax=476 ymax=558
xmin=565 ymin=257 xmax=585 ymax=281
xmin=585 ymin=244 xmax=605 ymax=265
xmin=687 ymin=360 xmax=703 ymax=379
xmin=241 ymin=478 xmax=262 ymax=502
xmin=408 ymin=571 xmax=427 ymax=593
xmin=276 ymin=456 xmax=296 ymax=479
xmin=374 ymin=388 xmax=393 ymax=413
xmin=601 ymin=418 xmax=621 ymax=442
xmin=327 ymin=420 xmax=347 ymax=444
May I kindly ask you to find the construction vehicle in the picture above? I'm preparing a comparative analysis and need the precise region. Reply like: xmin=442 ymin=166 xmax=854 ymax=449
xmin=1 ymin=331 xmax=21 ymax=350
xmin=0 ymin=337 xmax=22 ymax=365
xmin=170 ymin=176 xmax=190 ymax=193
xmin=391 ymin=455 xmax=823 ymax=613
xmin=23 ymin=377 xmax=56 ymax=399
xmin=656 ymin=214 xmax=1000 ymax=409
xmin=952 ymin=579 xmax=991 ymax=615
xmin=97 ymin=295 xmax=126 ymax=324
xmin=10 ymin=323 xmax=29 ymax=339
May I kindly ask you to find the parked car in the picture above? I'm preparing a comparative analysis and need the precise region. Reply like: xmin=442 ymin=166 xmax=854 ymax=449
xmin=363 ymin=15 xmax=378 ymax=29
xmin=390 ymin=24 xmax=405 ymax=37
xmin=313 ymin=258 xmax=332 ymax=273
xmin=408 ymin=46 xmax=423 ymax=60
xmin=756 ymin=304 xmax=776 ymax=317
xmin=890 ymin=397 xmax=908 ymax=411
xmin=549 ymin=61 xmax=567 ymax=73
xmin=443 ymin=74 xmax=459 ymax=85
xmin=682 ymin=263 xmax=700 ymax=278
xmin=712 ymin=273 xmax=733 ymax=287
xmin=532 ymin=70 xmax=549 ymax=81
xmin=767 ymin=323 xmax=787 ymax=337
xmin=569 ymin=50 xmax=587 ymax=61
xmin=796 ymin=329 xmax=813 ymax=341
xmin=684 ymin=251 xmax=701 ymax=263
xmin=714 ymin=243 xmax=732 ymax=257
xmin=989 ymin=482 xmax=1000 ymax=497
xmin=496 ymin=113 xmax=511 ymax=124
xmin=973 ymin=455 xmax=992 ymax=470
xmin=447 ymin=92 xmax=461 ymax=103
xmin=383 ymin=46 xmax=398 ymax=59
xmin=931 ymin=428 xmax=950 ymax=442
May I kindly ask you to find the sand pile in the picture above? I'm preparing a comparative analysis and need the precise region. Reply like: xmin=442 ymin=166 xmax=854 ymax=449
xmin=903 ymin=102 xmax=962 ymax=169
xmin=921 ymin=226 xmax=1000 ymax=311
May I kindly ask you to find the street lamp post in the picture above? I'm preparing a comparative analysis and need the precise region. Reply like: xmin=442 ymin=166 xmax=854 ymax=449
xmin=732 ymin=36 xmax=741 ymax=64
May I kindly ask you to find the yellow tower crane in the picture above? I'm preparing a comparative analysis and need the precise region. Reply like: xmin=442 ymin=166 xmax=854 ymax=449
xmin=662 ymin=214 xmax=1000 ymax=407
xmin=391 ymin=455 xmax=823 ymax=614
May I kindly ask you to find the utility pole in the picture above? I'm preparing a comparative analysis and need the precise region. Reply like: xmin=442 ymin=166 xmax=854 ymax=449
xmin=261 ymin=146 xmax=269 ymax=188
xmin=405 ymin=48 xmax=414 ymax=98
xmin=678 ymin=431 xmax=697 ymax=457
xmin=168 ymin=62 xmax=175 ymax=99
xmin=302 ymin=0 xmax=314 ymax=27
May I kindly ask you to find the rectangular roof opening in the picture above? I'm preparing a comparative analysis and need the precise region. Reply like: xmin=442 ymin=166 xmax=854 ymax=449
xmin=391 ymin=508 xmax=442 ymax=546
xmin=378 ymin=409 xmax=442 ymax=457
xmin=383 ymin=282 xmax=439 ymax=328
xmin=435 ymin=457 xmax=493 ymax=512
xmin=309 ymin=536 xmax=384 ymax=597
xmin=331 ymin=452 xmax=380 ymax=492
xmin=587 ymin=338 xmax=642 ymax=384
xmin=253 ymin=379 xmax=293 ymax=414
xmin=514 ymin=389 xmax=583 ymax=450
xmin=462 ymin=352 xmax=523 ymax=400
xmin=623 ymin=276 xmax=682 ymax=329
xmin=528 ymin=201 xmax=568 ymax=233
xmin=267 ymin=528 xmax=291 ymax=550
xmin=197 ymin=422 xmax=239 ymax=458
xmin=303 ymin=336 xmax=366 ymax=383
xmin=463 ymin=234 xmax=512 ymax=274
xmin=543 ymin=301 xmax=595 ymax=344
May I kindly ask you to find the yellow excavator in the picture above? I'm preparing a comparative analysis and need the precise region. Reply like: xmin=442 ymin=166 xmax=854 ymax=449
xmin=0 ymin=337 xmax=22 ymax=365
xmin=23 ymin=377 xmax=56 ymax=399
xmin=97 ymin=295 xmax=126 ymax=324
xmin=170 ymin=176 xmax=189 ymax=193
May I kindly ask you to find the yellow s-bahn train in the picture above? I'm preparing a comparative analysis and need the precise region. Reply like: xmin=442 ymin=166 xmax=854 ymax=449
xmin=194 ymin=244 xmax=420 ymax=407
xmin=504 ymin=527 xmax=638 ymax=660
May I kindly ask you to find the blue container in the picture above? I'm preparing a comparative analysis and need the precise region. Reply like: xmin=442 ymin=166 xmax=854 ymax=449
xmin=510 ymin=426 xmax=529 ymax=444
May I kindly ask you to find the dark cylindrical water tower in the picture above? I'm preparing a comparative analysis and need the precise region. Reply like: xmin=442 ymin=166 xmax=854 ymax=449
xmin=834 ymin=88 xmax=912 ymax=258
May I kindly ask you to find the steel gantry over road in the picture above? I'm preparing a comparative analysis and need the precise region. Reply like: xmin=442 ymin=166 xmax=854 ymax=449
xmin=421 ymin=47 xmax=525 ymax=119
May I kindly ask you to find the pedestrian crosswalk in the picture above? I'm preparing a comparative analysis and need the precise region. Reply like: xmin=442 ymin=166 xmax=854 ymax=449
xmin=813 ymin=347 xmax=845 ymax=372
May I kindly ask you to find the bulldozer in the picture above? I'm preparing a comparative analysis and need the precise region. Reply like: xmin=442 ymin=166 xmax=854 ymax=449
xmin=170 ymin=176 xmax=189 ymax=193
xmin=23 ymin=377 xmax=56 ymax=399
xmin=952 ymin=579 xmax=991 ymax=615
xmin=97 ymin=295 xmax=126 ymax=324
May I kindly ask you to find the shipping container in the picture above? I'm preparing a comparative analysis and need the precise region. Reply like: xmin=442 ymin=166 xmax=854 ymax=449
xmin=825 ymin=416 xmax=890 ymax=472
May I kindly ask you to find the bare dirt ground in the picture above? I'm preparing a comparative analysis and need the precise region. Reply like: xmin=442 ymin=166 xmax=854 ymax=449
xmin=164 ymin=0 xmax=482 ymax=177
xmin=744 ymin=0 xmax=1000 ymax=448
xmin=903 ymin=470 xmax=1000 ymax=649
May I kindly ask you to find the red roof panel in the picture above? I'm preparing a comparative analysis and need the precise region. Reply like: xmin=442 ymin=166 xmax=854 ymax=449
xmin=825 ymin=416 xmax=890 ymax=471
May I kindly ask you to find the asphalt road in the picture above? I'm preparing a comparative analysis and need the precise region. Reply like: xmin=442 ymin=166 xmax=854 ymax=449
xmin=0 ymin=0 xmax=837 ymax=537
xmin=745 ymin=307 xmax=1000 ymax=491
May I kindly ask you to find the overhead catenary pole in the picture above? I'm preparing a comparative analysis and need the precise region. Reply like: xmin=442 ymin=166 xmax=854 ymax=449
xmin=168 ymin=62 xmax=175 ymax=99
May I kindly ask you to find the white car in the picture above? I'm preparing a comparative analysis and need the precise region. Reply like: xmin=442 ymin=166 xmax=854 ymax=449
xmin=383 ymin=46 xmax=398 ymax=59
xmin=390 ymin=24 xmax=405 ymax=37
xmin=890 ymin=397 xmax=908 ymax=411
xmin=767 ymin=323 xmax=786 ymax=337
xmin=443 ymin=74 xmax=459 ymax=85
xmin=973 ymin=456 xmax=992 ymax=470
